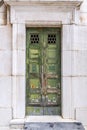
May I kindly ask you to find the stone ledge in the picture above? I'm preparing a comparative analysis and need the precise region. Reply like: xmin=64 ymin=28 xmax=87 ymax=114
xmin=24 ymin=122 xmax=85 ymax=130
xmin=10 ymin=119 xmax=24 ymax=129
xmin=4 ymin=0 xmax=83 ymax=8
xmin=10 ymin=117 xmax=78 ymax=129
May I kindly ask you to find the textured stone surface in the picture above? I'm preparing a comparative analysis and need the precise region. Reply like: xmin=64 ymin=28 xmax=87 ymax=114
xmin=24 ymin=122 xmax=85 ymax=130
xmin=0 ymin=76 xmax=11 ymax=107
xmin=12 ymin=76 xmax=25 ymax=118
xmin=0 ymin=108 xmax=12 ymax=126
xmin=0 ymin=25 xmax=12 ymax=50
xmin=0 ymin=0 xmax=87 ymax=129
xmin=0 ymin=51 xmax=12 ymax=75
xmin=73 ymin=77 xmax=87 ymax=107
xmin=0 ymin=4 xmax=7 ymax=25
xmin=0 ymin=127 xmax=10 ymax=130
xmin=76 ymin=108 xmax=87 ymax=126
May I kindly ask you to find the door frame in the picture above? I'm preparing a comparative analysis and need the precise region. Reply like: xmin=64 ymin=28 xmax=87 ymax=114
xmin=12 ymin=23 xmax=74 ymax=120
xmin=8 ymin=1 xmax=79 ymax=127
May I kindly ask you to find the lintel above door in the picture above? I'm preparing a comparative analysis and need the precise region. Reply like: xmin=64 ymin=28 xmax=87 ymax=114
xmin=4 ymin=0 xmax=83 ymax=7
xmin=4 ymin=0 xmax=83 ymax=25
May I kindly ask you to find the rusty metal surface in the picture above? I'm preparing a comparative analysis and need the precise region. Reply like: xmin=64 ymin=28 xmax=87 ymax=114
xmin=26 ymin=28 xmax=61 ymax=115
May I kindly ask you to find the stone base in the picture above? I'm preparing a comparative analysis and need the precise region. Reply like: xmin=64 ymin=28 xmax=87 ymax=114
xmin=24 ymin=122 xmax=85 ymax=130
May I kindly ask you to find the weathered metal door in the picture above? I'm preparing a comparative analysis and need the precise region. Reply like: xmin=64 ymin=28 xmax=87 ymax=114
xmin=26 ymin=28 xmax=61 ymax=115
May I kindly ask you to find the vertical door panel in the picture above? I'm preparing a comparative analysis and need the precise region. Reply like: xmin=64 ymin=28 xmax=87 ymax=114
xmin=26 ymin=28 xmax=61 ymax=115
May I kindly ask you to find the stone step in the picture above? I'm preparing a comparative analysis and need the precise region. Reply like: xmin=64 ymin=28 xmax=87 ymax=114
xmin=24 ymin=122 xmax=85 ymax=130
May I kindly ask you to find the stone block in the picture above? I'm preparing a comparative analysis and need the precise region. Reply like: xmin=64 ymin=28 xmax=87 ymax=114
xmin=72 ymin=51 xmax=87 ymax=76
xmin=24 ymin=122 xmax=85 ymax=130
xmin=17 ymin=24 xmax=25 ymax=50
xmin=0 ymin=51 xmax=12 ymax=76
xmin=0 ymin=76 xmax=11 ymax=107
xmin=0 ymin=25 xmax=12 ymax=50
xmin=74 ymin=26 xmax=87 ymax=50
xmin=13 ymin=24 xmax=25 ymax=50
xmin=0 ymin=108 xmax=12 ymax=126
xmin=11 ymin=129 xmax=23 ymax=130
xmin=0 ymin=127 xmax=10 ymax=130
xmin=62 ymin=77 xmax=72 ymax=118
xmin=80 ymin=0 xmax=87 ymax=12
xmin=17 ymin=51 xmax=25 ymax=76
xmin=80 ymin=13 xmax=87 ymax=25
xmin=10 ymin=4 xmax=72 ymax=24
xmin=62 ymin=51 xmax=72 ymax=76
xmin=76 ymin=108 xmax=87 ymax=126
xmin=62 ymin=25 xmax=74 ymax=51
xmin=72 ymin=77 xmax=87 ymax=107
xmin=12 ymin=50 xmax=25 ymax=76
xmin=12 ymin=76 xmax=25 ymax=118
xmin=12 ymin=50 xmax=17 ymax=75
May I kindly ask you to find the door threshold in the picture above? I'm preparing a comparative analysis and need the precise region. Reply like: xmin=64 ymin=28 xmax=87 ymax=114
xmin=25 ymin=116 xmax=77 ymax=123
xmin=10 ymin=117 xmax=78 ymax=129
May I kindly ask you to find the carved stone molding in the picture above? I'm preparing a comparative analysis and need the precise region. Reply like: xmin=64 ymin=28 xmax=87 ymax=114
xmin=0 ymin=2 xmax=7 ymax=25
xmin=3 ymin=0 xmax=84 ymax=126
xmin=4 ymin=0 xmax=83 ymax=7
xmin=0 ymin=0 xmax=4 ymax=7
xmin=4 ymin=0 xmax=83 ymax=24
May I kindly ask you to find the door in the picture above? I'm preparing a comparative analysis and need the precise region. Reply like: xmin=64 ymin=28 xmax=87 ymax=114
xmin=26 ymin=28 xmax=61 ymax=115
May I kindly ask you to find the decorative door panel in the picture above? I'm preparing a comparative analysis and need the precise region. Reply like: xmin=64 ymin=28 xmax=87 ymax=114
xmin=26 ymin=28 xmax=61 ymax=115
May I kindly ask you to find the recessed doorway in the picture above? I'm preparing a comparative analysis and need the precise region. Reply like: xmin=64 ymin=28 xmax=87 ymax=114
xmin=26 ymin=28 xmax=61 ymax=115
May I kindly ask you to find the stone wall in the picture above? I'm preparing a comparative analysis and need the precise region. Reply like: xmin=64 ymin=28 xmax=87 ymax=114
xmin=0 ymin=0 xmax=87 ymax=130
xmin=73 ymin=0 xmax=87 ymax=126
xmin=0 ymin=25 xmax=12 ymax=130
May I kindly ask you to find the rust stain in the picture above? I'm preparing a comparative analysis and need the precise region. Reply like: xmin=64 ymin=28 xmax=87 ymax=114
xmin=80 ymin=16 xmax=87 ymax=23
xmin=31 ymin=84 xmax=35 ymax=89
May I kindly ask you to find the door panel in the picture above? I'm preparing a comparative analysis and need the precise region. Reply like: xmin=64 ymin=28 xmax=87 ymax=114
xmin=26 ymin=28 xmax=61 ymax=115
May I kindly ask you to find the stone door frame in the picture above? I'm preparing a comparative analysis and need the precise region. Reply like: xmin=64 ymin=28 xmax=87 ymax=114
xmin=4 ymin=0 xmax=83 ymax=126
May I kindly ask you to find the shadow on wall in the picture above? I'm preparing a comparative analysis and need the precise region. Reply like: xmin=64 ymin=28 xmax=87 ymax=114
xmin=0 ymin=0 xmax=7 ymax=25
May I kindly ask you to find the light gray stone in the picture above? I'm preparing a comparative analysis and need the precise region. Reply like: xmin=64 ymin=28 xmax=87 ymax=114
xmin=0 ymin=4 xmax=7 ymax=25
xmin=62 ymin=25 xmax=74 ymax=51
xmin=0 ymin=127 xmax=10 ymax=130
xmin=76 ymin=108 xmax=87 ymax=126
xmin=17 ymin=24 xmax=25 ymax=50
xmin=62 ymin=77 xmax=72 ymax=118
xmin=80 ymin=13 xmax=87 ymax=25
xmin=0 ymin=108 xmax=12 ymax=126
xmin=74 ymin=26 xmax=87 ymax=50
xmin=80 ymin=0 xmax=87 ymax=25
xmin=72 ymin=77 xmax=87 ymax=107
xmin=0 ymin=25 xmax=12 ymax=50
xmin=12 ymin=76 xmax=25 ymax=118
xmin=0 ymin=76 xmax=11 ymax=107
xmin=12 ymin=24 xmax=25 ymax=50
xmin=72 ymin=51 xmax=87 ymax=76
xmin=24 ymin=122 xmax=85 ymax=130
xmin=80 ymin=0 xmax=87 ymax=12
xmin=17 ymin=50 xmax=25 ymax=76
xmin=10 ymin=4 xmax=73 ymax=24
xmin=12 ymin=50 xmax=25 ymax=76
xmin=0 ymin=51 xmax=12 ymax=76
xmin=0 ymin=0 xmax=86 ymax=128
xmin=11 ymin=129 xmax=23 ymax=130
xmin=62 ymin=51 xmax=72 ymax=76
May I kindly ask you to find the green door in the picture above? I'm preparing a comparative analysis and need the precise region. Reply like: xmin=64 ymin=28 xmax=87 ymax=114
xmin=26 ymin=28 xmax=61 ymax=115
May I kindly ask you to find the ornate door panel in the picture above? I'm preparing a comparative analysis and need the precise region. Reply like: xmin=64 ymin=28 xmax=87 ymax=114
xmin=26 ymin=28 xmax=61 ymax=115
